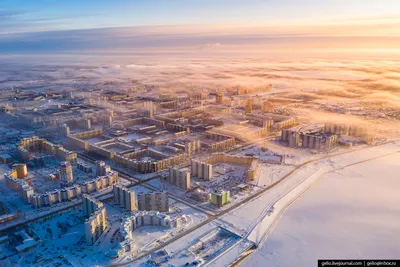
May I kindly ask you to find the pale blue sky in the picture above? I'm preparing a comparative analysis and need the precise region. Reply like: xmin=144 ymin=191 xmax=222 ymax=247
xmin=1 ymin=0 xmax=400 ymax=33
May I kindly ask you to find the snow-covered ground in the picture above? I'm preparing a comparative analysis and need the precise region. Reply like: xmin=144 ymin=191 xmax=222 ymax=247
xmin=4 ymin=196 xmax=208 ymax=266
xmin=117 ymin=199 xmax=208 ymax=264
xmin=3 ymin=138 xmax=399 ymax=267
xmin=99 ymin=142 xmax=400 ymax=267
xmin=242 ymin=141 xmax=400 ymax=266
xmin=255 ymin=165 xmax=294 ymax=188
xmin=220 ymin=161 xmax=331 ymax=238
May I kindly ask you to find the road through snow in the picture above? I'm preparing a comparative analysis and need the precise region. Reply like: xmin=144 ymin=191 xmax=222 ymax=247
xmin=240 ymin=141 xmax=400 ymax=267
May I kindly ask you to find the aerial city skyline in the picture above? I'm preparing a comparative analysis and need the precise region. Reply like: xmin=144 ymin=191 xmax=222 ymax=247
xmin=0 ymin=1 xmax=399 ymax=267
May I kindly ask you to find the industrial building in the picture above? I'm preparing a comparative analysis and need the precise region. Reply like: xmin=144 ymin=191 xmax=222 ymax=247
xmin=168 ymin=167 xmax=191 ymax=190
xmin=137 ymin=191 xmax=169 ymax=212
xmin=113 ymin=184 xmax=137 ymax=212
xmin=209 ymin=123 xmax=268 ymax=142
xmin=14 ymin=230 xmax=38 ymax=255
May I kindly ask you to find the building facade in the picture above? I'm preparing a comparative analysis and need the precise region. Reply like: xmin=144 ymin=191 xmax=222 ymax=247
xmin=137 ymin=191 xmax=169 ymax=212
xmin=211 ymin=190 xmax=230 ymax=208
xmin=216 ymin=93 xmax=224 ymax=104
xmin=96 ymin=160 xmax=111 ymax=176
xmin=168 ymin=167 xmax=191 ymax=190
xmin=118 ymin=211 xmax=183 ymax=254
xmin=191 ymin=160 xmax=213 ymax=180
xmin=113 ymin=184 xmax=137 ymax=212
xmin=85 ymin=207 xmax=107 ymax=245
xmin=59 ymin=161 xmax=73 ymax=187
xmin=83 ymin=194 xmax=104 ymax=217
xmin=19 ymin=184 xmax=34 ymax=204
xmin=30 ymin=171 xmax=117 ymax=209
xmin=13 ymin=164 xmax=28 ymax=178
xmin=17 ymin=136 xmax=77 ymax=163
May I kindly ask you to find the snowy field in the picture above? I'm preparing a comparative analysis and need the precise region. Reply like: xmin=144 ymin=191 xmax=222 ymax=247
xmin=243 ymin=141 xmax=400 ymax=266
xmin=127 ymin=223 xmax=218 ymax=267
xmin=117 ymin=199 xmax=208 ymax=264
xmin=2 ymin=207 xmax=86 ymax=266
xmin=3 ymin=196 xmax=208 ymax=266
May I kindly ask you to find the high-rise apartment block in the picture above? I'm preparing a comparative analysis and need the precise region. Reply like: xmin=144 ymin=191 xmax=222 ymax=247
xmin=191 ymin=160 xmax=213 ymax=180
xmin=185 ymin=140 xmax=201 ymax=156
xmin=82 ymin=194 xmax=104 ymax=217
xmin=13 ymin=163 xmax=28 ymax=178
xmin=19 ymin=183 xmax=34 ymax=204
xmin=143 ymin=101 xmax=157 ymax=118
xmin=96 ymin=160 xmax=111 ymax=176
xmin=245 ymin=102 xmax=253 ymax=114
xmin=168 ymin=167 xmax=191 ymax=190
xmin=59 ymin=161 xmax=73 ymax=187
xmin=138 ymin=191 xmax=169 ymax=212
xmin=83 ymin=119 xmax=91 ymax=130
xmin=105 ymin=115 xmax=113 ymax=126
xmin=85 ymin=207 xmax=107 ymax=245
xmin=113 ymin=184 xmax=137 ymax=212
xmin=216 ymin=93 xmax=224 ymax=104
xmin=60 ymin=124 xmax=70 ymax=136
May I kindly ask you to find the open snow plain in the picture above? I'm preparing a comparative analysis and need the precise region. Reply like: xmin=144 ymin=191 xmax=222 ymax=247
xmin=242 ymin=141 xmax=400 ymax=267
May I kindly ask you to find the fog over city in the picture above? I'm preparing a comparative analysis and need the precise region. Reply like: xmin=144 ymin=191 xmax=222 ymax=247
xmin=1 ymin=1 xmax=400 ymax=266
xmin=2 ymin=28 xmax=400 ymax=136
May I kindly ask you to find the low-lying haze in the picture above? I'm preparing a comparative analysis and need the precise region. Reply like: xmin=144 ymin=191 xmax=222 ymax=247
xmin=1 ymin=24 xmax=400 ymax=135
